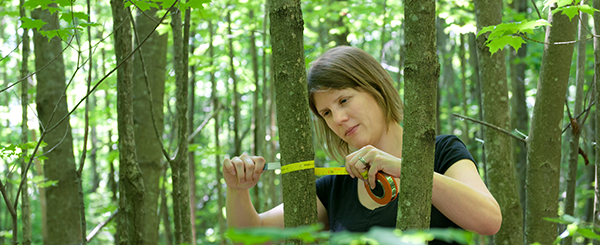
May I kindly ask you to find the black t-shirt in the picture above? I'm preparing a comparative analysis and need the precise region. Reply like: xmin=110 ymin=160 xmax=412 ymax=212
xmin=316 ymin=135 xmax=477 ymax=245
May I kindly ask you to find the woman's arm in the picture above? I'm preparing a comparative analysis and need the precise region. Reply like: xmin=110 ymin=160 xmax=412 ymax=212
xmin=431 ymin=159 xmax=502 ymax=235
xmin=223 ymin=153 xmax=329 ymax=229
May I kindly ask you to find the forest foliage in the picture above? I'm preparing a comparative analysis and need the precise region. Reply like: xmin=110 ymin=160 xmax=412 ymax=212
xmin=1 ymin=0 xmax=600 ymax=244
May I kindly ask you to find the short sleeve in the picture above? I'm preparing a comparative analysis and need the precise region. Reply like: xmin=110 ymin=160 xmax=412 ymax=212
xmin=434 ymin=135 xmax=476 ymax=174
xmin=316 ymin=175 xmax=335 ymax=208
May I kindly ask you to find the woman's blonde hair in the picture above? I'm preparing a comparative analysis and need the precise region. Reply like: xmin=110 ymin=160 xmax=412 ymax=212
xmin=307 ymin=46 xmax=403 ymax=163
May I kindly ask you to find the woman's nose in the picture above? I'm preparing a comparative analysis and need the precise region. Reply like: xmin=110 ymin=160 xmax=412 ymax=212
xmin=332 ymin=109 xmax=349 ymax=125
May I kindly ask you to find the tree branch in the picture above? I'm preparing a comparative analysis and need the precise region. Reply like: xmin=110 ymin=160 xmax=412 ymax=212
xmin=188 ymin=103 xmax=221 ymax=142
xmin=452 ymin=113 xmax=527 ymax=143
xmin=85 ymin=209 xmax=118 ymax=243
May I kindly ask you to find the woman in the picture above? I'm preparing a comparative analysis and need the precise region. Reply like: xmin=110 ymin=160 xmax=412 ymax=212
xmin=223 ymin=46 xmax=501 ymax=244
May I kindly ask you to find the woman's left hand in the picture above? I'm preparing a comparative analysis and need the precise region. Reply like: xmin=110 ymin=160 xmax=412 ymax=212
xmin=345 ymin=145 xmax=401 ymax=188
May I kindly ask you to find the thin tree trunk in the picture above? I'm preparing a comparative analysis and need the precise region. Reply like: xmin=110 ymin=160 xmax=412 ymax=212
xmin=525 ymin=4 xmax=577 ymax=244
xmin=563 ymin=7 xmax=587 ymax=245
xmin=171 ymin=6 xmax=192 ymax=244
xmin=593 ymin=0 xmax=600 ymax=243
xmin=226 ymin=11 xmax=242 ymax=157
xmin=380 ymin=0 xmax=387 ymax=62
xmin=208 ymin=19 xmax=226 ymax=242
xmin=30 ymin=130 xmax=48 ymax=241
xmin=132 ymin=6 xmax=167 ymax=245
xmin=188 ymin=30 xmax=198 ymax=245
xmin=459 ymin=34 xmax=469 ymax=145
xmin=111 ymin=0 xmax=146 ymax=243
xmin=474 ymin=0 xmax=524 ymax=243
xmin=510 ymin=0 xmax=529 ymax=222
xmin=249 ymin=8 xmax=263 ymax=212
xmin=397 ymin=0 xmax=438 ymax=230
xmin=32 ymin=5 xmax=82 ymax=245
xmin=269 ymin=0 xmax=318 ymax=241
xmin=469 ymin=32 xmax=486 ymax=179
xmin=160 ymin=169 xmax=173 ymax=245
xmin=261 ymin=0 xmax=274 ymax=213
xmin=19 ymin=0 xmax=31 ymax=243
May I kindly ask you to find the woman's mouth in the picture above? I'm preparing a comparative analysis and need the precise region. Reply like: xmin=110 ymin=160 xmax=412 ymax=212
xmin=345 ymin=125 xmax=359 ymax=136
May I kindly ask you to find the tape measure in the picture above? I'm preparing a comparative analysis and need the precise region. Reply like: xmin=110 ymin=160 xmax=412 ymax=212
xmin=263 ymin=162 xmax=398 ymax=205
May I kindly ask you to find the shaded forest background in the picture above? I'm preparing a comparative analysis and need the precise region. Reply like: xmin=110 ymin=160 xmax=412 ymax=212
xmin=0 ymin=0 xmax=598 ymax=244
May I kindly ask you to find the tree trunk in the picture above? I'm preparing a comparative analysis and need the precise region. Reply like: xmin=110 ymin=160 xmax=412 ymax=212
xmin=227 ymin=11 xmax=242 ymax=157
xmin=32 ymin=6 xmax=82 ymax=245
xmin=269 ymin=0 xmax=318 ymax=238
xmin=594 ymin=2 xmax=600 ymax=243
xmin=170 ymin=6 xmax=193 ymax=244
xmin=249 ymin=9 xmax=263 ymax=212
xmin=459 ymin=34 xmax=469 ymax=145
xmin=469 ymin=32 xmax=486 ymax=181
xmin=510 ymin=0 xmax=529 ymax=221
xmin=132 ymin=6 xmax=167 ymax=245
xmin=563 ymin=8 xmax=587 ymax=245
xmin=111 ymin=0 xmax=146 ymax=243
xmin=474 ymin=0 xmax=524 ymax=243
xmin=160 ymin=169 xmax=174 ymax=245
xmin=525 ymin=4 xmax=576 ymax=244
xmin=396 ymin=0 xmax=438 ymax=230
xmin=19 ymin=0 xmax=31 ymax=243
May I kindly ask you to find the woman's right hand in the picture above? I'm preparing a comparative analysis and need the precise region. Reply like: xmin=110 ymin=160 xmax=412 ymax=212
xmin=223 ymin=153 xmax=266 ymax=190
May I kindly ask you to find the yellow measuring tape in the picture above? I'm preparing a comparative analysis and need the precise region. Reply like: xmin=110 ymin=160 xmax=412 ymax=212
xmin=272 ymin=160 xmax=397 ymax=205
xmin=277 ymin=160 xmax=368 ymax=179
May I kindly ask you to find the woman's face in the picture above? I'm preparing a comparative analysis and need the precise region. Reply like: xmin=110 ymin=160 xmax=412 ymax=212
xmin=313 ymin=88 xmax=387 ymax=149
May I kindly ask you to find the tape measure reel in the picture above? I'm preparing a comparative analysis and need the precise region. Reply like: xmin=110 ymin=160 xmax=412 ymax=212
xmin=364 ymin=172 xmax=398 ymax=205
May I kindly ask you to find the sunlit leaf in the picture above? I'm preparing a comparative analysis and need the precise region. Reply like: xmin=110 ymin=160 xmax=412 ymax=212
xmin=516 ymin=19 xmax=551 ymax=34
xmin=19 ymin=17 xmax=47 ymax=32
xmin=552 ymin=5 xmax=580 ymax=21
xmin=486 ymin=35 xmax=524 ymax=55
xmin=579 ymin=4 xmax=600 ymax=15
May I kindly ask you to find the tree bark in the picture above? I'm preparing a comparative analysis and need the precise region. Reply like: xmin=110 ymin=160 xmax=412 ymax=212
xmin=269 ymin=0 xmax=318 ymax=239
xmin=474 ymin=0 xmax=524 ymax=243
xmin=170 ymin=6 xmax=193 ymax=244
xmin=525 ymin=4 xmax=577 ymax=245
xmin=459 ymin=34 xmax=469 ymax=145
xmin=396 ymin=0 xmax=438 ymax=230
xmin=593 ymin=0 xmax=600 ymax=244
xmin=510 ymin=0 xmax=529 ymax=220
xmin=111 ymin=0 xmax=146 ymax=243
xmin=19 ymin=0 xmax=31 ymax=243
xmin=563 ymin=8 xmax=587 ymax=245
xmin=32 ymin=6 xmax=82 ymax=245
xmin=132 ymin=6 xmax=167 ymax=245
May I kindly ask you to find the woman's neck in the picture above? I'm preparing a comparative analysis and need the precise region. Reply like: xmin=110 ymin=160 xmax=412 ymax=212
xmin=374 ymin=124 xmax=403 ymax=159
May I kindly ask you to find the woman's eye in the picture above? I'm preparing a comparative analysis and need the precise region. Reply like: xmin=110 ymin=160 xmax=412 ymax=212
xmin=340 ymin=98 xmax=348 ymax=104
xmin=323 ymin=111 xmax=330 ymax=116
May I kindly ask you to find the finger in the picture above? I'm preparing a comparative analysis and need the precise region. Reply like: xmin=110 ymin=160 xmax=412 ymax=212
xmin=251 ymin=156 xmax=266 ymax=176
xmin=368 ymin=162 xmax=379 ymax=188
xmin=240 ymin=153 xmax=255 ymax=182
xmin=223 ymin=157 xmax=236 ymax=176
xmin=345 ymin=155 xmax=356 ymax=178
xmin=231 ymin=157 xmax=246 ymax=183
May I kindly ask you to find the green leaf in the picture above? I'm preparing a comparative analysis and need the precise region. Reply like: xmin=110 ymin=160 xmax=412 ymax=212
xmin=80 ymin=22 xmax=101 ymax=28
xmin=37 ymin=179 xmax=59 ymax=188
xmin=19 ymin=17 xmax=47 ymax=32
xmin=558 ymin=0 xmax=575 ymax=7
xmin=476 ymin=25 xmax=496 ymax=38
xmin=486 ymin=35 xmax=524 ymax=55
xmin=24 ymin=0 xmax=53 ymax=9
xmin=579 ymin=4 xmax=600 ymax=15
xmin=184 ymin=0 xmax=210 ymax=10
xmin=577 ymin=227 xmax=600 ymax=240
xmin=226 ymin=224 xmax=325 ymax=245
xmin=553 ymin=5 xmax=580 ymax=21
xmin=188 ymin=144 xmax=200 ymax=152
xmin=60 ymin=11 xmax=90 ymax=23
xmin=516 ymin=19 xmax=551 ymax=34
xmin=37 ymin=156 xmax=48 ymax=161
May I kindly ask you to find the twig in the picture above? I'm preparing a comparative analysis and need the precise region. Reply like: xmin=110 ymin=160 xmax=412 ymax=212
xmin=531 ymin=0 xmax=543 ymax=19
xmin=188 ymin=103 xmax=221 ymax=142
xmin=86 ymin=209 xmax=118 ymax=242
xmin=0 ymin=40 xmax=23 ymax=63
xmin=0 ymin=180 xmax=17 ymax=219
xmin=519 ymin=33 xmax=591 ymax=45
xmin=452 ymin=113 xmax=527 ymax=143
xmin=562 ymin=101 xmax=595 ymax=134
